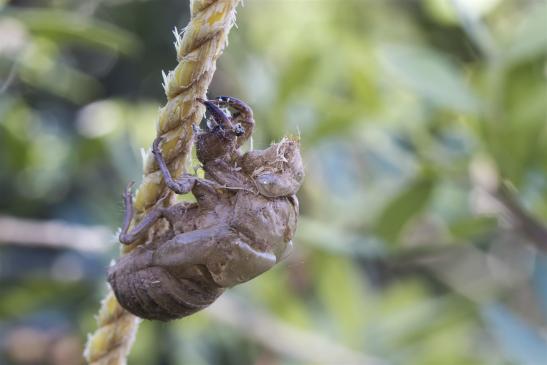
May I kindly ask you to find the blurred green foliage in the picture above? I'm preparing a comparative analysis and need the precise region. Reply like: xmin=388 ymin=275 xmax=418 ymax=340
xmin=0 ymin=0 xmax=546 ymax=364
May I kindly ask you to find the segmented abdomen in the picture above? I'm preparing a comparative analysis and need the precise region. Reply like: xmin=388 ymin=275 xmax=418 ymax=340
xmin=108 ymin=247 xmax=224 ymax=321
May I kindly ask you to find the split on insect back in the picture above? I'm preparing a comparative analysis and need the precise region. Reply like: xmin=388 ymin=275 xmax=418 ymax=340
xmin=108 ymin=96 xmax=304 ymax=321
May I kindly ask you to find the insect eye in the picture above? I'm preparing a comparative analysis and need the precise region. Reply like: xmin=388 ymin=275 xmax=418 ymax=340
xmin=257 ymin=175 xmax=272 ymax=185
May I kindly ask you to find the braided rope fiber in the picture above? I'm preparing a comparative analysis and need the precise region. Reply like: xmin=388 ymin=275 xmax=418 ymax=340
xmin=84 ymin=1 xmax=241 ymax=363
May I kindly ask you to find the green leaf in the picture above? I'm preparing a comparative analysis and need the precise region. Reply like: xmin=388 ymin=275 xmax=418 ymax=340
xmin=374 ymin=174 xmax=435 ymax=245
xmin=277 ymin=52 xmax=319 ymax=103
xmin=297 ymin=217 xmax=386 ymax=258
xmin=315 ymin=255 xmax=369 ymax=346
xmin=378 ymin=44 xmax=480 ymax=113
xmin=18 ymin=39 xmax=102 ymax=103
xmin=504 ymin=2 xmax=547 ymax=64
xmin=8 ymin=8 xmax=140 ymax=55
xmin=449 ymin=216 xmax=498 ymax=240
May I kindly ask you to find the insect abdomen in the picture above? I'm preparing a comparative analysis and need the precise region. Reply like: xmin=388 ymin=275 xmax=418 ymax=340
xmin=108 ymin=248 xmax=224 ymax=321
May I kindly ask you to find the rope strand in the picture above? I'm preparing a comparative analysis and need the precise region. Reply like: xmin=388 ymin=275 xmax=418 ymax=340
xmin=84 ymin=1 xmax=241 ymax=363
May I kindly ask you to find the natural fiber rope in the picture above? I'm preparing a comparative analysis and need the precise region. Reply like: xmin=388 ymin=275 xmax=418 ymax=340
xmin=84 ymin=1 xmax=241 ymax=363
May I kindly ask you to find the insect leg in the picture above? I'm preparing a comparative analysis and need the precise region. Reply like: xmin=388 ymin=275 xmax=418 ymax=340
xmin=212 ymin=96 xmax=255 ymax=146
xmin=152 ymin=136 xmax=198 ymax=195
xmin=154 ymin=225 xmax=277 ymax=287
xmin=151 ymin=226 xmax=222 ymax=268
xmin=119 ymin=186 xmax=167 ymax=245
xmin=197 ymin=98 xmax=232 ymax=130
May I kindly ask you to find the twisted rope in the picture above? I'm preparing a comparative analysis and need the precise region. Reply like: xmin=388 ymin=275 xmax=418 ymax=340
xmin=84 ymin=1 xmax=241 ymax=363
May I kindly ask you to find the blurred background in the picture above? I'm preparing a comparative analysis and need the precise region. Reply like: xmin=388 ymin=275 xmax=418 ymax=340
xmin=1 ymin=0 xmax=546 ymax=364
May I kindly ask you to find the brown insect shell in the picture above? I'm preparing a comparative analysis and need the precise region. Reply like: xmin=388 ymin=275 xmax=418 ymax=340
xmin=242 ymin=137 xmax=304 ymax=197
xmin=108 ymin=138 xmax=304 ymax=321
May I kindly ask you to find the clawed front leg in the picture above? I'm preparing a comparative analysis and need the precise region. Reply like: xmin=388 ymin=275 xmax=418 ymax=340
xmin=210 ymin=96 xmax=255 ymax=147
xmin=119 ymin=183 xmax=168 ymax=245
xmin=152 ymin=137 xmax=199 ymax=194
xmin=197 ymin=97 xmax=233 ymax=131
xmin=152 ymin=136 xmax=220 ymax=195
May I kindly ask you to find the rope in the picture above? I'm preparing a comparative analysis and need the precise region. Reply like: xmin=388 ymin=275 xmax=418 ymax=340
xmin=84 ymin=1 xmax=241 ymax=363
